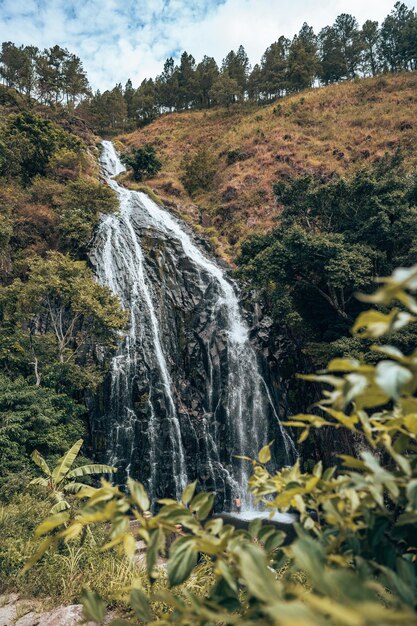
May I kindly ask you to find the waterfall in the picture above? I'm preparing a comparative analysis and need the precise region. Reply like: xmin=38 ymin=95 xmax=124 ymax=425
xmin=90 ymin=141 xmax=295 ymax=509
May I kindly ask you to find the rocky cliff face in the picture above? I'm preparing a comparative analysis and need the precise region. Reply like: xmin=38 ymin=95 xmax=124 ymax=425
xmin=89 ymin=142 xmax=295 ymax=511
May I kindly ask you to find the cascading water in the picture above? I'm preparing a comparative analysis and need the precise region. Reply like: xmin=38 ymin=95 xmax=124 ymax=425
xmin=90 ymin=141 xmax=295 ymax=509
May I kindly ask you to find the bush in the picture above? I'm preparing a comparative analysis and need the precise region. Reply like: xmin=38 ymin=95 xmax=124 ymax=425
xmin=121 ymin=144 xmax=162 ymax=182
xmin=180 ymin=148 xmax=217 ymax=196
xmin=0 ymin=374 xmax=85 ymax=499
xmin=0 ymin=112 xmax=82 ymax=183
xmin=226 ymin=148 xmax=249 ymax=165
xmin=58 ymin=178 xmax=118 ymax=252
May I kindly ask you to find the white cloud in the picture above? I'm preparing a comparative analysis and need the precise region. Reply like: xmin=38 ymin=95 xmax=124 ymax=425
xmin=0 ymin=0 xmax=414 ymax=90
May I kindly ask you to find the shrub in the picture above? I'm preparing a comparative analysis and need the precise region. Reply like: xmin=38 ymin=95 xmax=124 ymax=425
xmin=0 ymin=112 xmax=82 ymax=183
xmin=180 ymin=148 xmax=217 ymax=195
xmin=58 ymin=178 xmax=118 ymax=252
xmin=0 ymin=374 xmax=85 ymax=499
xmin=226 ymin=148 xmax=249 ymax=165
xmin=121 ymin=144 xmax=162 ymax=182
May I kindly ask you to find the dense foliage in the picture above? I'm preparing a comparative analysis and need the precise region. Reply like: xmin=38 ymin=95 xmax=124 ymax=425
xmin=23 ymin=265 xmax=417 ymax=625
xmin=0 ymin=111 xmax=83 ymax=183
xmin=0 ymin=102 xmax=126 ymax=502
xmin=0 ymin=42 xmax=89 ymax=105
xmin=121 ymin=144 xmax=162 ymax=182
xmin=0 ymin=375 xmax=84 ymax=498
xmin=180 ymin=148 xmax=218 ymax=196
xmin=237 ymin=159 xmax=417 ymax=365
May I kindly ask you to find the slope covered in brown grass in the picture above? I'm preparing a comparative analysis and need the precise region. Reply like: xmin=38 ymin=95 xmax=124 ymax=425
xmin=118 ymin=72 xmax=417 ymax=262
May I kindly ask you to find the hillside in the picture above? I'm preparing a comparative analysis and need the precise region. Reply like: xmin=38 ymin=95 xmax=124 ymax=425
xmin=119 ymin=72 xmax=417 ymax=261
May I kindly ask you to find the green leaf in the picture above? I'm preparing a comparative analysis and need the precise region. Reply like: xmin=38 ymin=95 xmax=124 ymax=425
xmin=51 ymin=439 xmax=83 ymax=484
xmin=181 ymin=480 xmax=197 ymax=505
xmin=30 ymin=450 xmax=51 ymax=477
xmin=238 ymin=543 xmax=279 ymax=603
xmin=28 ymin=477 xmax=49 ymax=488
xmin=190 ymin=492 xmax=215 ymax=520
xmin=35 ymin=511 xmax=70 ymax=536
xmin=248 ymin=517 xmax=262 ymax=538
xmin=197 ymin=493 xmax=215 ymax=520
xmin=264 ymin=530 xmax=286 ymax=552
xmin=167 ymin=537 xmax=198 ymax=587
xmin=375 ymin=361 xmax=412 ymax=400
xmin=258 ymin=444 xmax=272 ymax=464
xmin=63 ymin=482 xmax=96 ymax=494
xmin=66 ymin=464 xmax=117 ymax=479
xmin=147 ymin=527 xmax=164 ymax=579
xmin=128 ymin=478 xmax=150 ymax=511
xmin=49 ymin=500 xmax=71 ymax=514
xmin=80 ymin=589 xmax=106 ymax=623
xmin=205 ymin=517 xmax=223 ymax=535
xmin=130 ymin=588 xmax=153 ymax=622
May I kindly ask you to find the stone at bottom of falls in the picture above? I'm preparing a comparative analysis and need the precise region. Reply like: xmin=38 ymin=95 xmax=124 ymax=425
xmin=0 ymin=594 xmax=117 ymax=626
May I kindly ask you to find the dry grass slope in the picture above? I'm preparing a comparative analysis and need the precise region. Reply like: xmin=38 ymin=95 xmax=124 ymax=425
xmin=119 ymin=72 xmax=417 ymax=262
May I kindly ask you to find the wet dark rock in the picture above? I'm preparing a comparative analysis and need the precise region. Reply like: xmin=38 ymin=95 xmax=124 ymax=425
xmin=89 ymin=142 xmax=295 ymax=513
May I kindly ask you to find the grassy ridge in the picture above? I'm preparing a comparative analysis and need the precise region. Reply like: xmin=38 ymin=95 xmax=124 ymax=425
xmin=120 ymin=72 xmax=417 ymax=261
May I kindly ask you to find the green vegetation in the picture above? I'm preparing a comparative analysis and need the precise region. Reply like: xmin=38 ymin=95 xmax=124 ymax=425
xmin=21 ymin=265 xmax=417 ymax=625
xmin=180 ymin=148 xmax=218 ymax=195
xmin=121 ymin=144 xmax=162 ymax=181
xmin=0 ymin=111 xmax=83 ymax=183
xmin=0 ymin=97 xmax=126 ymax=508
xmin=0 ymin=375 xmax=84 ymax=499
xmin=237 ymin=159 xmax=417 ymax=365
xmin=0 ymin=42 xmax=89 ymax=104
xmin=29 ymin=438 xmax=116 ymax=513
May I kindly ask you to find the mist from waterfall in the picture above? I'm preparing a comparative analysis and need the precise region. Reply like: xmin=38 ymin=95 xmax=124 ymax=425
xmin=90 ymin=140 xmax=295 ymax=509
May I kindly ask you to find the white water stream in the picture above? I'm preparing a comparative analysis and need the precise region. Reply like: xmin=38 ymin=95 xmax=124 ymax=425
xmin=92 ymin=140 xmax=295 ymax=506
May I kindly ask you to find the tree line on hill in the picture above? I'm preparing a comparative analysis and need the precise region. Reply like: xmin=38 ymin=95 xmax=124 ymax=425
xmin=0 ymin=42 xmax=90 ymax=106
xmin=1 ymin=2 xmax=416 ymax=133
xmin=79 ymin=1 xmax=417 ymax=132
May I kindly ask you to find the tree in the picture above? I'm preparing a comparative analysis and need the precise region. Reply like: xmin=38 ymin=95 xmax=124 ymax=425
xmin=0 ymin=42 xmax=38 ymax=96
xmin=0 ymin=373 xmax=85 ymax=497
xmin=379 ymin=2 xmax=417 ymax=72
xmin=2 ymin=252 xmax=127 ymax=378
xmin=35 ymin=45 xmax=68 ymax=104
xmin=333 ymin=13 xmax=363 ymax=79
xmin=180 ymin=148 xmax=217 ymax=195
xmin=361 ymin=20 xmax=380 ymax=76
xmin=121 ymin=144 xmax=162 ymax=182
xmin=0 ymin=111 xmax=82 ymax=183
xmin=318 ymin=26 xmax=346 ymax=83
xmin=57 ymin=178 xmax=118 ymax=252
xmin=29 ymin=439 xmax=116 ymax=513
xmin=259 ymin=37 xmax=289 ymax=99
xmin=61 ymin=52 xmax=90 ymax=105
xmin=123 ymin=78 xmax=135 ymax=120
xmin=133 ymin=78 xmax=159 ymax=126
xmin=156 ymin=57 xmax=180 ymax=111
xmin=247 ymin=63 xmax=263 ymax=103
xmin=87 ymin=85 xmax=127 ymax=133
xmin=287 ymin=24 xmax=319 ymax=92
xmin=209 ymin=73 xmax=239 ymax=107
xmin=222 ymin=45 xmax=250 ymax=100
xmin=177 ymin=51 xmax=197 ymax=109
xmin=237 ymin=165 xmax=417 ymax=361
xmin=195 ymin=55 xmax=219 ymax=107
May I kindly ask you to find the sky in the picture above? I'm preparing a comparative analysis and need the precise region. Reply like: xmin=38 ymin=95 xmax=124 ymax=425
xmin=0 ymin=0 xmax=414 ymax=91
